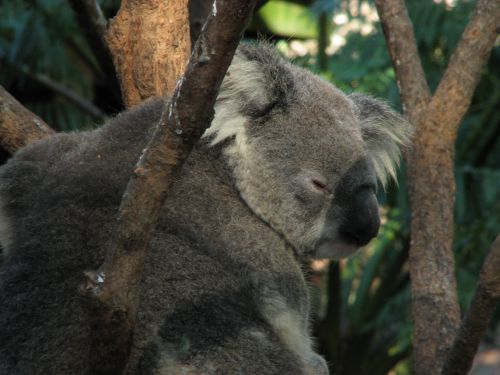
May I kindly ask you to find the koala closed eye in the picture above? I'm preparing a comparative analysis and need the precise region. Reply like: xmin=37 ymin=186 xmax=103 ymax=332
xmin=292 ymin=174 xmax=331 ymax=209
xmin=311 ymin=178 xmax=331 ymax=194
xmin=0 ymin=42 xmax=411 ymax=374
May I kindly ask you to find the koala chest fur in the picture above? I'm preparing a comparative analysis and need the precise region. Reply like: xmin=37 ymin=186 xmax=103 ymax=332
xmin=132 ymin=142 xmax=319 ymax=374
xmin=0 ymin=43 xmax=411 ymax=375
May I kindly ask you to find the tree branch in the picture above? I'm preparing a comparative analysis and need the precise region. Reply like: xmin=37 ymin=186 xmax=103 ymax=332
xmin=0 ymin=86 xmax=55 ymax=153
xmin=422 ymin=0 xmax=500 ymax=144
xmin=376 ymin=1 xmax=459 ymax=369
xmin=407 ymin=1 xmax=499 ymax=372
xmin=374 ymin=0 xmax=431 ymax=123
xmin=375 ymin=0 xmax=500 ymax=374
xmin=105 ymin=0 xmax=191 ymax=107
xmin=188 ymin=0 xmax=213 ymax=45
xmin=80 ymin=1 xmax=258 ymax=373
xmin=21 ymin=67 xmax=106 ymax=120
xmin=442 ymin=235 xmax=500 ymax=375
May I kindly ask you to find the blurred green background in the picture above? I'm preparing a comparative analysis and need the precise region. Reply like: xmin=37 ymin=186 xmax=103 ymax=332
xmin=0 ymin=0 xmax=499 ymax=373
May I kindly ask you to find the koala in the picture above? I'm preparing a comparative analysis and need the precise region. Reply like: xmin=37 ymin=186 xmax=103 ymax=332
xmin=0 ymin=43 xmax=411 ymax=374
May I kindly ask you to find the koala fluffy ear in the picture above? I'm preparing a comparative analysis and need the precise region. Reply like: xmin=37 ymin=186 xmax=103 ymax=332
xmin=349 ymin=93 xmax=413 ymax=187
xmin=204 ymin=44 xmax=293 ymax=146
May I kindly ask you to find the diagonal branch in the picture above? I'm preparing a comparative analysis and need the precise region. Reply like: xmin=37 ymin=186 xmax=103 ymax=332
xmin=442 ymin=235 xmax=500 ymax=375
xmin=20 ymin=67 xmax=106 ymax=121
xmin=374 ymin=0 xmax=431 ymax=123
xmin=0 ymin=86 xmax=55 ymax=153
xmin=422 ymin=0 xmax=500 ymax=144
xmin=80 ymin=1 xmax=258 ymax=373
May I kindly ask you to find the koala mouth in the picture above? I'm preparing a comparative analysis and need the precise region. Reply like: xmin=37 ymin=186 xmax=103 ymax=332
xmin=312 ymin=238 xmax=360 ymax=260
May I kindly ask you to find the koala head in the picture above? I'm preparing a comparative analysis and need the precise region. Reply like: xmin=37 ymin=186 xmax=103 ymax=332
xmin=203 ymin=44 xmax=412 ymax=260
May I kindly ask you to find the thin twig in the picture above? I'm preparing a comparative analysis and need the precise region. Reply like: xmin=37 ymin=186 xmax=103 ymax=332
xmin=21 ymin=66 xmax=105 ymax=120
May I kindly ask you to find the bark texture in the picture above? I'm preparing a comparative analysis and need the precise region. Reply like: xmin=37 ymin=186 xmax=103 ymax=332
xmin=81 ymin=1 xmax=258 ymax=373
xmin=0 ymin=86 xmax=55 ymax=153
xmin=442 ymin=236 xmax=500 ymax=375
xmin=374 ymin=0 xmax=430 ymax=123
xmin=423 ymin=0 xmax=500 ymax=145
xmin=375 ymin=0 xmax=500 ymax=373
xmin=188 ymin=0 xmax=213 ymax=45
xmin=105 ymin=0 xmax=191 ymax=107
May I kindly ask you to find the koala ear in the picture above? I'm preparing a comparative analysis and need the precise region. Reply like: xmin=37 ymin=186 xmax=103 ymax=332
xmin=203 ymin=44 xmax=293 ymax=146
xmin=349 ymin=93 xmax=413 ymax=187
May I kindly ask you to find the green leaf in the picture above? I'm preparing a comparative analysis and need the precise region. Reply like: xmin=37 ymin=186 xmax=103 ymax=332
xmin=256 ymin=1 xmax=318 ymax=39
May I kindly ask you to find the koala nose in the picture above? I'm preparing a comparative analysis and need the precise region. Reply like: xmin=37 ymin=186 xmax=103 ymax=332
xmin=339 ymin=188 xmax=380 ymax=246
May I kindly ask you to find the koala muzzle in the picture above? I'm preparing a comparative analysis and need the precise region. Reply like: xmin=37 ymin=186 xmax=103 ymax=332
xmin=338 ymin=188 xmax=380 ymax=246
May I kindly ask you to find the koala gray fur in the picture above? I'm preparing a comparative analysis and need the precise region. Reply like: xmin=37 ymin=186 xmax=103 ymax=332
xmin=0 ymin=43 xmax=411 ymax=374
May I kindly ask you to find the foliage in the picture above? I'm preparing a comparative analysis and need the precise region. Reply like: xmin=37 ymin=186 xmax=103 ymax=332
xmin=0 ymin=0 xmax=499 ymax=374
xmin=254 ymin=1 xmax=318 ymax=38
xmin=0 ymin=0 xmax=120 ymax=131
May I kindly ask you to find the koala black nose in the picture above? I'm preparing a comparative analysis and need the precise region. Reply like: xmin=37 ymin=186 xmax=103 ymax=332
xmin=339 ymin=188 xmax=380 ymax=247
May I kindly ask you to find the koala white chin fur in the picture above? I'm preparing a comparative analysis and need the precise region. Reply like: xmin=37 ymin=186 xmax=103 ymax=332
xmin=0 ymin=43 xmax=411 ymax=375
xmin=314 ymin=240 xmax=359 ymax=260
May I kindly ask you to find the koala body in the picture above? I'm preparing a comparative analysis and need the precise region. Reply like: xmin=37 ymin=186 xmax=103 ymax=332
xmin=0 ymin=44 xmax=410 ymax=374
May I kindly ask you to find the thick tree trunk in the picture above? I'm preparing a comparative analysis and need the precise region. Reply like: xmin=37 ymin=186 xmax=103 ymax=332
xmin=81 ymin=1 xmax=258 ymax=373
xmin=375 ymin=0 xmax=500 ymax=373
xmin=105 ymin=0 xmax=191 ymax=107
xmin=407 ymin=136 xmax=460 ymax=374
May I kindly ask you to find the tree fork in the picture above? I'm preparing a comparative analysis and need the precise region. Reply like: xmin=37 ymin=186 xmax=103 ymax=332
xmin=375 ymin=0 xmax=500 ymax=373
xmin=80 ymin=1 xmax=258 ymax=373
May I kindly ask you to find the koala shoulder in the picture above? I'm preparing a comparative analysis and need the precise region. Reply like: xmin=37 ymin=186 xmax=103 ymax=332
xmin=0 ymin=98 xmax=165 ymax=256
